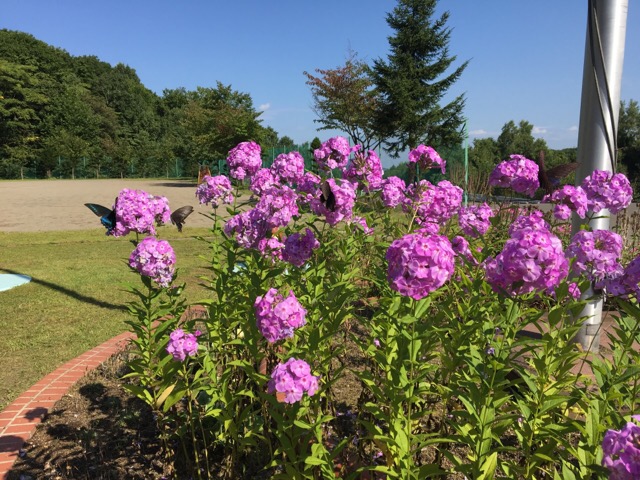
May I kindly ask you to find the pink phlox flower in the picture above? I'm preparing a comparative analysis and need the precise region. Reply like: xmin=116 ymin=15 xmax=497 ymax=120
xmin=489 ymin=154 xmax=540 ymax=197
xmin=129 ymin=236 xmax=176 ymax=287
xmin=271 ymin=151 xmax=306 ymax=185
xmin=196 ymin=175 xmax=234 ymax=207
xmin=581 ymin=170 xmax=633 ymax=214
xmin=226 ymin=141 xmax=262 ymax=180
xmin=267 ymin=357 xmax=319 ymax=404
xmin=343 ymin=150 xmax=384 ymax=191
xmin=313 ymin=136 xmax=359 ymax=171
xmin=381 ymin=176 xmax=407 ymax=208
xmin=408 ymin=145 xmax=446 ymax=174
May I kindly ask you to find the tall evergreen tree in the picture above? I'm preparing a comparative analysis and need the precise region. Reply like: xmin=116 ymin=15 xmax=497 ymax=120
xmin=371 ymin=0 xmax=468 ymax=157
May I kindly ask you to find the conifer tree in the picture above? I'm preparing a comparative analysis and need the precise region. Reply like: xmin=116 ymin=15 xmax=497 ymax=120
xmin=371 ymin=0 xmax=468 ymax=157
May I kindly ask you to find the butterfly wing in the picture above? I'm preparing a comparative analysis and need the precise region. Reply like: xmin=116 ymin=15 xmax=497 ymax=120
xmin=84 ymin=203 xmax=112 ymax=218
xmin=85 ymin=201 xmax=117 ymax=233
xmin=171 ymin=205 xmax=194 ymax=232
xmin=320 ymin=180 xmax=336 ymax=212
xmin=545 ymin=162 xmax=580 ymax=185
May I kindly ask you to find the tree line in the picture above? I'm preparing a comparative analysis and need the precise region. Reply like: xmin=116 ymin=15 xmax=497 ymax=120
xmin=0 ymin=29 xmax=298 ymax=180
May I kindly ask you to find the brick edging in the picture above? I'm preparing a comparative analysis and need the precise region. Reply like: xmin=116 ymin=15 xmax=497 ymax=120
xmin=0 ymin=331 xmax=134 ymax=479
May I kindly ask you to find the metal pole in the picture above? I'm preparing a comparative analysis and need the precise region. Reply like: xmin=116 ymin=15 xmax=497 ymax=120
xmin=463 ymin=119 xmax=469 ymax=206
xmin=572 ymin=0 xmax=628 ymax=352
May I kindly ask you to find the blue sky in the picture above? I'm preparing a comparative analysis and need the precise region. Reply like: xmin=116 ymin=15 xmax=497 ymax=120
xmin=3 ymin=1 xmax=639 ymax=167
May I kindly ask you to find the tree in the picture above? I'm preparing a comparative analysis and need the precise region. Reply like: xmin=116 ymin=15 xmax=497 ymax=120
xmin=304 ymin=51 xmax=380 ymax=151
xmin=496 ymin=120 xmax=547 ymax=161
xmin=370 ymin=0 xmax=468 ymax=157
xmin=618 ymin=100 xmax=640 ymax=190
xmin=0 ymin=60 xmax=48 ymax=178
xmin=469 ymin=137 xmax=499 ymax=176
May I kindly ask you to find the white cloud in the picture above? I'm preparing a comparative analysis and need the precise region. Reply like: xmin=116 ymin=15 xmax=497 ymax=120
xmin=258 ymin=103 xmax=271 ymax=112
xmin=470 ymin=129 xmax=489 ymax=135
xmin=532 ymin=126 xmax=548 ymax=134
xmin=568 ymin=125 xmax=579 ymax=131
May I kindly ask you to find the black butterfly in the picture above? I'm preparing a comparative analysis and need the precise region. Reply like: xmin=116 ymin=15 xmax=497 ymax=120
xmin=537 ymin=150 xmax=580 ymax=195
xmin=319 ymin=180 xmax=336 ymax=212
xmin=85 ymin=200 xmax=117 ymax=234
xmin=170 ymin=206 xmax=194 ymax=232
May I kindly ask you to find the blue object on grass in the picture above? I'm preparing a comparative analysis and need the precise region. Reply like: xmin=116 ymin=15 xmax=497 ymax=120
xmin=0 ymin=274 xmax=31 ymax=292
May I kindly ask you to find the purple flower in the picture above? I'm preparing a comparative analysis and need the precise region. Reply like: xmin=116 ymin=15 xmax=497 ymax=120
xmin=226 ymin=141 xmax=262 ymax=180
xmin=254 ymin=185 xmax=299 ymax=230
xmin=196 ymin=175 xmax=234 ymax=207
xmin=224 ymin=209 xmax=269 ymax=250
xmin=484 ymin=227 xmax=568 ymax=295
xmin=404 ymin=180 xmax=463 ymax=226
xmin=452 ymin=235 xmax=478 ymax=265
xmin=166 ymin=328 xmax=199 ymax=361
xmin=271 ymin=151 xmax=305 ymax=185
xmin=313 ymin=136 xmax=358 ymax=171
xmin=602 ymin=417 xmax=640 ymax=479
xmin=386 ymin=233 xmax=456 ymax=300
xmin=566 ymin=230 xmax=623 ymax=284
xmin=408 ymin=145 xmax=446 ymax=174
xmin=249 ymin=168 xmax=278 ymax=196
xmin=112 ymin=189 xmax=166 ymax=237
xmin=489 ymin=155 xmax=540 ymax=197
xmin=581 ymin=170 xmax=633 ymax=214
xmin=257 ymin=236 xmax=285 ymax=263
xmin=311 ymin=178 xmax=357 ymax=226
xmin=543 ymin=185 xmax=588 ymax=220
xmin=282 ymin=228 xmax=320 ymax=267
xmin=267 ymin=357 xmax=319 ymax=404
xmin=508 ymin=210 xmax=550 ymax=236
xmin=458 ymin=203 xmax=494 ymax=237
xmin=606 ymin=255 xmax=640 ymax=301
xmin=381 ymin=176 xmax=406 ymax=208
xmin=129 ymin=237 xmax=176 ymax=287
xmin=255 ymin=289 xmax=307 ymax=343
xmin=343 ymin=150 xmax=384 ymax=191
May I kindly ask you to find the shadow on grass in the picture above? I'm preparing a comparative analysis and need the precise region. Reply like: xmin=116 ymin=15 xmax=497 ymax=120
xmin=0 ymin=268 xmax=126 ymax=312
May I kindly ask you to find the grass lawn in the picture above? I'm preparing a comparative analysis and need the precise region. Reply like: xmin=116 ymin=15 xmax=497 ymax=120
xmin=0 ymin=226 xmax=216 ymax=410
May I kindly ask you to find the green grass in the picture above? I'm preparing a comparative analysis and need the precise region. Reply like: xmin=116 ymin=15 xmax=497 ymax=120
xmin=0 ymin=226 xmax=216 ymax=410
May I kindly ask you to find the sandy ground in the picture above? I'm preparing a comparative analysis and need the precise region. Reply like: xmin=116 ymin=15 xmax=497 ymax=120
xmin=0 ymin=179 xmax=232 ymax=232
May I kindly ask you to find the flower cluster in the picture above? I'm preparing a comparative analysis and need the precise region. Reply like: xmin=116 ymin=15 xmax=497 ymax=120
xmin=224 ymin=209 xmax=269 ymax=250
xmin=149 ymin=195 xmax=172 ymax=226
xmin=404 ymin=180 xmax=463 ymax=227
xmin=166 ymin=328 xmax=199 ymax=362
xmin=257 ymin=236 xmax=285 ymax=263
xmin=254 ymin=288 xmax=307 ymax=343
xmin=282 ymin=228 xmax=320 ymax=267
xmin=458 ymin=203 xmax=494 ymax=237
xmin=602 ymin=416 xmax=640 ymax=479
xmin=607 ymin=256 xmax=640 ymax=300
xmin=129 ymin=236 xmax=176 ymax=287
xmin=489 ymin=154 xmax=540 ymax=197
xmin=312 ymin=179 xmax=357 ymax=226
xmin=343 ymin=150 xmax=384 ymax=191
xmin=267 ymin=357 xmax=319 ymax=404
xmin=581 ymin=170 xmax=633 ymax=214
xmin=226 ymin=141 xmax=262 ymax=180
xmin=408 ymin=145 xmax=446 ymax=174
xmin=113 ymin=189 xmax=167 ymax=237
xmin=313 ymin=136 xmax=357 ymax=171
xmin=508 ymin=210 xmax=550 ymax=236
xmin=254 ymin=186 xmax=299 ymax=230
xmin=249 ymin=168 xmax=278 ymax=196
xmin=380 ymin=176 xmax=406 ymax=208
xmin=543 ymin=185 xmax=588 ymax=220
xmin=484 ymin=227 xmax=568 ymax=295
xmin=386 ymin=233 xmax=455 ymax=300
xmin=196 ymin=175 xmax=234 ymax=207
xmin=271 ymin=151 xmax=305 ymax=185
xmin=566 ymin=229 xmax=623 ymax=284
xmin=452 ymin=235 xmax=478 ymax=265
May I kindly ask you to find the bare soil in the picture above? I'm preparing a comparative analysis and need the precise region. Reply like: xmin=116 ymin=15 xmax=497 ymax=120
xmin=0 ymin=178 xmax=243 ymax=232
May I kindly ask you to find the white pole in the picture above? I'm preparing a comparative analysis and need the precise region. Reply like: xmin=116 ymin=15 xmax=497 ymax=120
xmin=572 ymin=0 xmax=628 ymax=352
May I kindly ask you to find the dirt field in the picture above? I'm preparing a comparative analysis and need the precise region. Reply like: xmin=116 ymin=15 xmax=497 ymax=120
xmin=0 ymin=179 xmax=234 ymax=232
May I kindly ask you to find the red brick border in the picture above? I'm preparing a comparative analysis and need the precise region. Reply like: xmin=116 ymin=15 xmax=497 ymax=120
xmin=0 ymin=331 xmax=133 ymax=480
